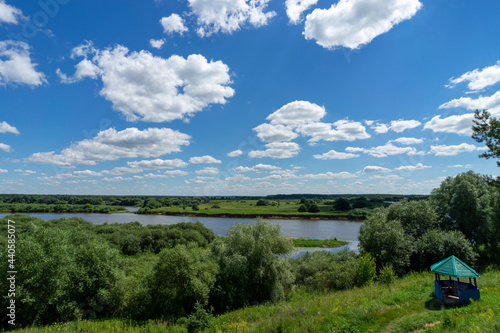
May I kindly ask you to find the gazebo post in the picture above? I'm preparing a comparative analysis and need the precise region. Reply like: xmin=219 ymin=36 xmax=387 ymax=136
xmin=474 ymin=277 xmax=477 ymax=287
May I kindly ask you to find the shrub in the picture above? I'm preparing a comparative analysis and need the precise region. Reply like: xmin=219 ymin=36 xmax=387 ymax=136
xmin=210 ymin=219 xmax=294 ymax=312
xmin=298 ymin=205 xmax=307 ymax=212
xmin=149 ymin=243 xmax=218 ymax=317
xmin=256 ymin=199 xmax=268 ymax=206
xmin=357 ymin=253 xmax=377 ymax=286
xmin=378 ymin=264 xmax=396 ymax=285
xmin=186 ymin=302 xmax=213 ymax=333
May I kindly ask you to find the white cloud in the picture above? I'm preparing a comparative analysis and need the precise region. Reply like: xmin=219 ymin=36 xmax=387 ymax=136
xmin=186 ymin=176 xmax=215 ymax=184
xmin=439 ymin=91 xmax=500 ymax=116
xmin=234 ymin=163 xmax=281 ymax=172
xmin=303 ymin=171 xmax=356 ymax=179
xmin=298 ymin=119 xmax=370 ymax=143
xmin=0 ymin=1 xmax=23 ymax=24
xmin=390 ymin=119 xmax=421 ymax=132
xmin=304 ymin=0 xmax=422 ymax=49
xmin=448 ymin=164 xmax=463 ymax=168
xmin=285 ymin=0 xmax=318 ymax=24
xmin=58 ymin=43 xmax=234 ymax=123
xmin=363 ymin=166 xmax=391 ymax=173
xmin=267 ymin=100 xmax=326 ymax=125
xmin=391 ymin=137 xmax=423 ymax=145
xmin=447 ymin=61 xmax=500 ymax=91
xmin=313 ymin=149 xmax=359 ymax=160
xmin=27 ymin=127 xmax=190 ymax=165
xmin=248 ymin=142 xmax=300 ymax=159
xmin=164 ymin=170 xmax=189 ymax=177
xmin=347 ymin=142 xmax=417 ymax=158
xmin=14 ymin=169 xmax=36 ymax=175
xmin=189 ymin=155 xmax=221 ymax=164
xmin=195 ymin=167 xmax=219 ymax=175
xmin=109 ymin=158 xmax=188 ymax=175
xmin=0 ymin=41 xmax=46 ymax=86
xmin=187 ymin=0 xmax=276 ymax=37
xmin=227 ymin=149 xmax=243 ymax=157
xmin=0 ymin=142 xmax=11 ymax=152
xmin=103 ymin=176 xmax=132 ymax=182
xmin=225 ymin=174 xmax=251 ymax=182
xmin=0 ymin=168 xmax=7 ymax=173
xmin=0 ymin=121 xmax=19 ymax=134
xmin=149 ymin=38 xmax=166 ymax=49
xmin=423 ymin=113 xmax=475 ymax=136
xmin=253 ymin=123 xmax=298 ymax=142
xmin=430 ymin=143 xmax=482 ymax=156
xmin=372 ymin=123 xmax=389 ymax=134
xmin=160 ymin=14 xmax=188 ymax=35
xmin=393 ymin=163 xmax=431 ymax=171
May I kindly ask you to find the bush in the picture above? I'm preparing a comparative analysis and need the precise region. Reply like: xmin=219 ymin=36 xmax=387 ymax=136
xmin=149 ymin=243 xmax=218 ymax=317
xmin=357 ymin=253 xmax=377 ymax=286
xmin=378 ymin=264 xmax=396 ymax=285
xmin=0 ymin=228 xmax=119 ymax=327
xmin=256 ymin=199 xmax=268 ymax=206
xmin=298 ymin=205 xmax=307 ymax=212
xmin=186 ymin=302 xmax=213 ymax=333
xmin=210 ymin=219 xmax=294 ymax=312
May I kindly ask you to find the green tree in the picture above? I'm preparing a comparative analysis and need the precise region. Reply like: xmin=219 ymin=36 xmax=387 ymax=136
xmin=358 ymin=209 xmax=413 ymax=275
xmin=210 ymin=219 xmax=294 ymax=312
xmin=256 ymin=199 xmax=268 ymax=206
xmin=334 ymin=198 xmax=351 ymax=211
xmin=150 ymin=243 xmax=218 ymax=317
xmin=472 ymin=109 xmax=500 ymax=166
xmin=386 ymin=199 xmax=438 ymax=238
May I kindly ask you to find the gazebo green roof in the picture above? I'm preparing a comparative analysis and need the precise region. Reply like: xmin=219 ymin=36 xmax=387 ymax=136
xmin=430 ymin=255 xmax=480 ymax=278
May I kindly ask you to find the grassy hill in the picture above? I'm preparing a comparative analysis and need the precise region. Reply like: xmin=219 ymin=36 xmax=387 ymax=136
xmin=12 ymin=269 xmax=500 ymax=332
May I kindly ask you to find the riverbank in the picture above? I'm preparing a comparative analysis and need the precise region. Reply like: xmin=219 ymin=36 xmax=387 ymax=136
xmin=136 ymin=211 xmax=365 ymax=221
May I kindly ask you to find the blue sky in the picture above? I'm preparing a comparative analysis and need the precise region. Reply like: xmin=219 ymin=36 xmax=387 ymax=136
xmin=1 ymin=0 xmax=500 ymax=196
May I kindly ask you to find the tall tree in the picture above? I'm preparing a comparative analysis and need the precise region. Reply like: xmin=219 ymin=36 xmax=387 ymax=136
xmin=472 ymin=109 xmax=500 ymax=166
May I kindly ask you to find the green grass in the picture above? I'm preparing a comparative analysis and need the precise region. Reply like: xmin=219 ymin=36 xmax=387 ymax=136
xmin=13 ymin=270 xmax=500 ymax=332
xmin=141 ymin=200 xmax=366 ymax=219
xmin=291 ymin=238 xmax=349 ymax=248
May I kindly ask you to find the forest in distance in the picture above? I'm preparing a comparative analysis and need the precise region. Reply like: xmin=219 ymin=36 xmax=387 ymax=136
xmin=0 ymin=193 xmax=429 ymax=219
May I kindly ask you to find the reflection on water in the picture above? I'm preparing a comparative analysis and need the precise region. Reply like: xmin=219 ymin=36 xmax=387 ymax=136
xmin=0 ymin=212 xmax=363 ymax=246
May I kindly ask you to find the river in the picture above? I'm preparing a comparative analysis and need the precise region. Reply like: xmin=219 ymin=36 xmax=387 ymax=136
xmin=0 ymin=210 xmax=363 ymax=253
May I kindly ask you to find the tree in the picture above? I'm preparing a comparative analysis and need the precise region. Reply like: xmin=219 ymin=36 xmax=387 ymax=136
xmin=472 ymin=110 xmax=500 ymax=166
xmin=334 ymin=198 xmax=351 ymax=211
xmin=209 ymin=219 xmax=294 ymax=312
xmin=386 ymin=199 xmax=438 ymax=238
xmin=256 ymin=199 xmax=268 ymax=206
xmin=150 ymin=243 xmax=218 ymax=317
xmin=358 ymin=209 xmax=413 ymax=275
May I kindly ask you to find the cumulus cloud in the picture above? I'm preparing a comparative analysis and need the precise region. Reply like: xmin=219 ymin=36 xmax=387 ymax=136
xmin=313 ymin=149 xmax=359 ymax=160
xmin=187 ymin=0 xmax=276 ymax=36
xmin=189 ymin=155 xmax=221 ymax=164
xmin=0 ymin=121 xmax=19 ymax=134
xmin=195 ymin=167 xmax=219 ymax=175
xmin=363 ymin=166 xmax=391 ymax=173
xmin=149 ymin=38 xmax=166 ymax=49
xmin=164 ymin=170 xmax=189 ymax=177
xmin=26 ymin=127 xmax=190 ymax=165
xmin=391 ymin=137 xmax=423 ymax=145
xmin=0 ymin=143 xmax=11 ymax=152
xmin=58 ymin=43 xmax=234 ymax=122
xmin=393 ymin=163 xmax=431 ymax=171
xmin=285 ymin=0 xmax=318 ymax=24
xmin=390 ymin=119 xmax=421 ymax=132
xmin=0 ymin=168 xmax=7 ymax=173
xmin=304 ymin=0 xmax=422 ymax=49
xmin=0 ymin=41 xmax=46 ymax=86
xmin=225 ymin=174 xmax=251 ymax=182
xmin=430 ymin=143 xmax=483 ymax=156
xmin=109 ymin=158 xmax=189 ymax=175
xmin=248 ymin=142 xmax=300 ymax=159
xmin=227 ymin=149 xmax=243 ymax=157
xmin=439 ymin=91 xmax=500 ymax=115
xmin=267 ymin=100 xmax=326 ymax=125
xmin=303 ymin=171 xmax=356 ymax=179
xmin=185 ymin=176 xmax=215 ymax=184
xmin=447 ymin=61 xmax=500 ymax=91
xmin=297 ymin=119 xmax=370 ymax=143
xmin=423 ymin=113 xmax=475 ymax=136
xmin=160 ymin=14 xmax=188 ymax=35
xmin=14 ymin=169 xmax=36 ymax=175
xmin=253 ymin=123 xmax=298 ymax=142
xmin=346 ymin=142 xmax=417 ymax=158
xmin=0 ymin=1 xmax=23 ymax=24
xmin=372 ymin=123 xmax=389 ymax=134
xmin=234 ymin=163 xmax=281 ymax=172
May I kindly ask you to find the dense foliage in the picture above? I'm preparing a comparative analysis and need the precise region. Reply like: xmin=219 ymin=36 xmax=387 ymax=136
xmin=359 ymin=171 xmax=499 ymax=275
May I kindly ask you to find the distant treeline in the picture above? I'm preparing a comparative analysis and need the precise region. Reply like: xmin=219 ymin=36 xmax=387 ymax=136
xmin=266 ymin=193 xmax=429 ymax=201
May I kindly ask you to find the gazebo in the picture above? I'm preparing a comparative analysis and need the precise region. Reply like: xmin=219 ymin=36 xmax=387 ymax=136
xmin=431 ymin=255 xmax=480 ymax=304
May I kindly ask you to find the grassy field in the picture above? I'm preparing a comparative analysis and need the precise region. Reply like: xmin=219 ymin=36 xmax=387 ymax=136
xmin=139 ymin=199 xmax=367 ymax=219
xmin=13 ymin=270 xmax=500 ymax=332
xmin=291 ymin=238 xmax=349 ymax=248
